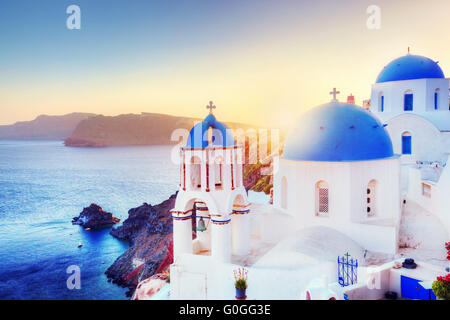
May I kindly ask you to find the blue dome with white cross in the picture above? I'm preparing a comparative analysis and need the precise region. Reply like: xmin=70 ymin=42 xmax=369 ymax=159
xmin=376 ymin=54 xmax=445 ymax=83
xmin=283 ymin=102 xmax=394 ymax=162
xmin=185 ymin=102 xmax=236 ymax=149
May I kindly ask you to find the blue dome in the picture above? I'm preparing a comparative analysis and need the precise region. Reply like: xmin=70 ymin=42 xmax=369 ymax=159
xmin=185 ymin=114 xmax=236 ymax=149
xmin=376 ymin=54 xmax=444 ymax=83
xmin=283 ymin=102 xmax=394 ymax=162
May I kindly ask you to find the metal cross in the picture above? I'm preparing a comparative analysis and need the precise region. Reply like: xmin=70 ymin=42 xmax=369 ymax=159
xmin=206 ymin=101 xmax=216 ymax=114
xmin=330 ymin=88 xmax=340 ymax=102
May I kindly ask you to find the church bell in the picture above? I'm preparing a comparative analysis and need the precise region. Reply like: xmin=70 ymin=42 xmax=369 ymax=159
xmin=196 ymin=216 xmax=207 ymax=232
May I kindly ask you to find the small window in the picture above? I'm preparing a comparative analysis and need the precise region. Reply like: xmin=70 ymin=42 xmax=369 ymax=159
xmin=402 ymin=132 xmax=412 ymax=155
xmin=318 ymin=188 xmax=329 ymax=214
xmin=434 ymin=89 xmax=440 ymax=110
xmin=378 ymin=93 xmax=384 ymax=112
xmin=366 ymin=180 xmax=378 ymax=217
xmin=315 ymin=181 xmax=329 ymax=217
xmin=404 ymin=92 xmax=413 ymax=111
xmin=422 ymin=183 xmax=431 ymax=198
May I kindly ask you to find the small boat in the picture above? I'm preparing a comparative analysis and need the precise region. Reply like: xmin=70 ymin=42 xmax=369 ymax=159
xmin=85 ymin=228 xmax=91 ymax=231
xmin=78 ymin=242 xmax=83 ymax=248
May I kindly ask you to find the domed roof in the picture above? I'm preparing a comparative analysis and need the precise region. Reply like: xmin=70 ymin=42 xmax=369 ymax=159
xmin=283 ymin=102 xmax=394 ymax=162
xmin=376 ymin=54 xmax=444 ymax=83
xmin=185 ymin=113 xmax=236 ymax=149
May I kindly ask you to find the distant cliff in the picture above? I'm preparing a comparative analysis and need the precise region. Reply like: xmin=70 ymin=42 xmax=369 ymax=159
xmin=64 ymin=113 xmax=255 ymax=147
xmin=0 ymin=113 xmax=96 ymax=140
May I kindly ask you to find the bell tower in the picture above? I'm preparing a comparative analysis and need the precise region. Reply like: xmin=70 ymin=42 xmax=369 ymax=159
xmin=170 ymin=101 xmax=251 ymax=262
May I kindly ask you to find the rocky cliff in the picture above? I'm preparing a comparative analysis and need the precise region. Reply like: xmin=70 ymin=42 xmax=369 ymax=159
xmin=105 ymin=193 xmax=177 ymax=296
xmin=65 ymin=113 xmax=255 ymax=147
xmin=0 ymin=113 xmax=96 ymax=140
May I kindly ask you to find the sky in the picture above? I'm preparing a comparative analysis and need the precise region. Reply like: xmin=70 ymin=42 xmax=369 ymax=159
xmin=1 ymin=0 xmax=450 ymax=129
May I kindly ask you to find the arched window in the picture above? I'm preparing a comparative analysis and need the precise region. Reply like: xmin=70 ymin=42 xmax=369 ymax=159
xmin=214 ymin=156 xmax=224 ymax=190
xmin=190 ymin=156 xmax=202 ymax=190
xmin=281 ymin=176 xmax=288 ymax=209
xmin=366 ymin=180 xmax=378 ymax=217
xmin=402 ymin=132 xmax=412 ymax=155
xmin=434 ymin=89 xmax=440 ymax=110
xmin=379 ymin=92 xmax=384 ymax=112
xmin=404 ymin=90 xmax=413 ymax=111
xmin=315 ymin=181 xmax=329 ymax=217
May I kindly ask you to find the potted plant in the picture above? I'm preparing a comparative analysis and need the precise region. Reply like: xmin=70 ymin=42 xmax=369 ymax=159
xmin=432 ymin=274 xmax=450 ymax=300
xmin=234 ymin=267 xmax=248 ymax=300
xmin=431 ymin=242 xmax=450 ymax=300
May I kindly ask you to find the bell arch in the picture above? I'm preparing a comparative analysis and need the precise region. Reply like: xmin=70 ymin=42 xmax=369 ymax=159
xmin=190 ymin=156 xmax=202 ymax=190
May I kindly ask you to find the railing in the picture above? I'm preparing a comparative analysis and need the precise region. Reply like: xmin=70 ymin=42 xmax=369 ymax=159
xmin=338 ymin=253 xmax=358 ymax=287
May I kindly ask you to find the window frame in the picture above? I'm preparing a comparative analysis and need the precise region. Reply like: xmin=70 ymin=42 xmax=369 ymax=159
xmin=404 ymin=93 xmax=413 ymax=111
xmin=315 ymin=181 xmax=330 ymax=217
xmin=401 ymin=132 xmax=412 ymax=155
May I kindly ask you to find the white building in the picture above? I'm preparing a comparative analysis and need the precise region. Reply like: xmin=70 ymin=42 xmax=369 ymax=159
xmin=369 ymin=53 xmax=450 ymax=231
xmin=273 ymin=100 xmax=401 ymax=254
xmin=168 ymin=54 xmax=449 ymax=300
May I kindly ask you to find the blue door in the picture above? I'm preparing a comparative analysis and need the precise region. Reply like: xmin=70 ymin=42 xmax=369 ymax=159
xmin=401 ymin=276 xmax=436 ymax=300
xmin=402 ymin=135 xmax=411 ymax=154
xmin=404 ymin=94 xmax=413 ymax=111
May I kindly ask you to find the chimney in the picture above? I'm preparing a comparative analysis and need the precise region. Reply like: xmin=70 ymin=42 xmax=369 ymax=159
xmin=347 ymin=94 xmax=355 ymax=104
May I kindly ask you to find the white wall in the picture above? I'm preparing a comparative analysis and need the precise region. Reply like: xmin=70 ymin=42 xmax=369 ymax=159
xmin=370 ymin=78 xmax=449 ymax=117
xmin=436 ymin=167 xmax=450 ymax=232
xmin=384 ymin=113 xmax=444 ymax=164
xmin=406 ymin=165 xmax=450 ymax=235
xmin=170 ymin=254 xmax=335 ymax=300
xmin=273 ymin=157 xmax=401 ymax=254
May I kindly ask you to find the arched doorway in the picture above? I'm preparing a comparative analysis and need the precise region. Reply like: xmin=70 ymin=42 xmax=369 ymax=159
xmin=182 ymin=198 xmax=211 ymax=256
xmin=402 ymin=132 xmax=412 ymax=155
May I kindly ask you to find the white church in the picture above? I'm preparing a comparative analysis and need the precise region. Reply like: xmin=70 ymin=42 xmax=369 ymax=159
xmin=167 ymin=53 xmax=450 ymax=300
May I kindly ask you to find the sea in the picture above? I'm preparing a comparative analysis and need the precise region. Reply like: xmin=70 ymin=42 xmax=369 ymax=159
xmin=0 ymin=140 xmax=179 ymax=300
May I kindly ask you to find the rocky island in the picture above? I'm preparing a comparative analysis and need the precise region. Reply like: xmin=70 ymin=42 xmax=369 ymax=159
xmin=72 ymin=204 xmax=120 ymax=229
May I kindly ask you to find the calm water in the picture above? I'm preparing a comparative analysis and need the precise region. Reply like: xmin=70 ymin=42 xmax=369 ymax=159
xmin=0 ymin=141 xmax=179 ymax=300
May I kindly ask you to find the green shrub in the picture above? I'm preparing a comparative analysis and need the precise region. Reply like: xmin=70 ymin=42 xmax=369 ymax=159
xmin=235 ymin=278 xmax=247 ymax=290
xmin=432 ymin=276 xmax=450 ymax=300
xmin=233 ymin=267 xmax=248 ymax=290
